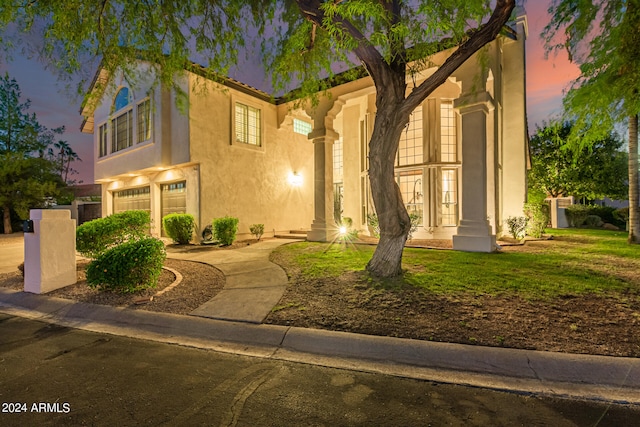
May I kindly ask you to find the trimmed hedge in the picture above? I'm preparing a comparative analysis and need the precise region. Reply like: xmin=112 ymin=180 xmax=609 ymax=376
xmin=162 ymin=213 xmax=195 ymax=244
xmin=86 ymin=237 xmax=166 ymax=293
xmin=76 ymin=210 xmax=150 ymax=258
xmin=564 ymin=205 xmax=625 ymax=228
xmin=213 ymin=216 xmax=239 ymax=246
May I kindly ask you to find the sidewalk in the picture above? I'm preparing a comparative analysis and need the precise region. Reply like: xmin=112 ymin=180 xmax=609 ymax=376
xmin=165 ymin=239 xmax=297 ymax=323
xmin=0 ymin=238 xmax=639 ymax=405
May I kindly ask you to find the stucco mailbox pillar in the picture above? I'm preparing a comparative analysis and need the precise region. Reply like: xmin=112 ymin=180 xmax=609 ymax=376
xmin=452 ymin=93 xmax=497 ymax=252
xmin=24 ymin=209 xmax=77 ymax=294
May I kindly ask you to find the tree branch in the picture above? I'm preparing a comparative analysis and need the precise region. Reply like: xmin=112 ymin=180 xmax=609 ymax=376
xmin=403 ymin=0 xmax=515 ymax=114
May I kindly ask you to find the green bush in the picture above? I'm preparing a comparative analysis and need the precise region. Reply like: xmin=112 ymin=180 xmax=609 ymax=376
xmin=613 ymin=207 xmax=629 ymax=225
xmin=249 ymin=223 xmax=265 ymax=241
xmin=524 ymin=202 xmax=548 ymax=238
xmin=505 ymin=216 xmax=528 ymax=240
xmin=564 ymin=204 xmax=592 ymax=227
xmin=584 ymin=214 xmax=604 ymax=228
xmin=587 ymin=205 xmax=621 ymax=227
xmin=76 ymin=210 xmax=150 ymax=258
xmin=213 ymin=216 xmax=239 ymax=246
xmin=366 ymin=213 xmax=380 ymax=238
xmin=407 ymin=212 xmax=421 ymax=241
xmin=86 ymin=237 xmax=166 ymax=293
xmin=162 ymin=213 xmax=195 ymax=244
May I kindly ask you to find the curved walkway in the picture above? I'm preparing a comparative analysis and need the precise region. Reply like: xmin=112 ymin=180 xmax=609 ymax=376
xmin=165 ymin=239 xmax=298 ymax=323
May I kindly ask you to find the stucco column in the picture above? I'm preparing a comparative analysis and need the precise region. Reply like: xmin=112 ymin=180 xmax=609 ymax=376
xmin=452 ymin=92 xmax=497 ymax=252
xmin=307 ymin=133 xmax=337 ymax=242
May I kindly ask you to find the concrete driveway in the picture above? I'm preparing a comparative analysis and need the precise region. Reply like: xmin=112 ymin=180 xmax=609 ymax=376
xmin=0 ymin=233 xmax=23 ymax=274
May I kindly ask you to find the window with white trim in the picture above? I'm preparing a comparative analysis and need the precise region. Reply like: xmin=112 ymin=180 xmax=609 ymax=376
xmin=98 ymin=123 xmax=108 ymax=158
xmin=111 ymin=110 xmax=133 ymax=152
xmin=440 ymin=101 xmax=457 ymax=162
xmin=235 ymin=102 xmax=261 ymax=146
xmin=137 ymin=98 xmax=151 ymax=143
xmin=398 ymin=105 xmax=423 ymax=166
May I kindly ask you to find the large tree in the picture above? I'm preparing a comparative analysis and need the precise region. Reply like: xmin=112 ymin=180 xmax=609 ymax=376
xmin=545 ymin=0 xmax=640 ymax=242
xmin=528 ymin=120 xmax=627 ymax=201
xmin=0 ymin=0 xmax=516 ymax=276
xmin=0 ymin=73 xmax=71 ymax=233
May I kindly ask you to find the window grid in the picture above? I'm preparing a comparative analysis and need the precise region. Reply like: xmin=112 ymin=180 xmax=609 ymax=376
xmin=441 ymin=169 xmax=458 ymax=226
xmin=137 ymin=99 xmax=151 ymax=143
xmin=397 ymin=170 xmax=423 ymax=226
xmin=440 ymin=101 xmax=457 ymax=162
xmin=235 ymin=102 xmax=261 ymax=146
xmin=333 ymin=138 xmax=343 ymax=183
xmin=98 ymin=123 xmax=108 ymax=158
xmin=111 ymin=110 xmax=133 ymax=153
xmin=398 ymin=106 xmax=423 ymax=166
xmin=293 ymin=118 xmax=312 ymax=136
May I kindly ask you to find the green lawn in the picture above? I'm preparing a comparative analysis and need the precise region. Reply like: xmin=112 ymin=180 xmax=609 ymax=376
xmin=273 ymin=228 xmax=640 ymax=300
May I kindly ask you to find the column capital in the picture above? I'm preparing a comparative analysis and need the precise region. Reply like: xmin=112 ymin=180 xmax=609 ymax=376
xmin=309 ymin=128 xmax=340 ymax=142
xmin=454 ymin=91 xmax=495 ymax=115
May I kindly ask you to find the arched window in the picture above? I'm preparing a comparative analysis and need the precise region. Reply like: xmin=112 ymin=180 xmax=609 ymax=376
xmin=114 ymin=87 xmax=130 ymax=111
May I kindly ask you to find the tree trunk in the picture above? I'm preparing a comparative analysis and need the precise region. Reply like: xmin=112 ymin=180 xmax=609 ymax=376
xmin=3 ymin=204 xmax=12 ymax=234
xmin=366 ymin=99 xmax=411 ymax=277
xmin=628 ymin=114 xmax=639 ymax=243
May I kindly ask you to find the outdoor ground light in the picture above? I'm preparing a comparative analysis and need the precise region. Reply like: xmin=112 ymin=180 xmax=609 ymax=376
xmin=289 ymin=172 xmax=303 ymax=187
xmin=339 ymin=225 xmax=348 ymax=235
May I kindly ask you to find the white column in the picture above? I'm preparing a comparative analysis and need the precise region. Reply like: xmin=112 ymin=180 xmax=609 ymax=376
xmin=453 ymin=93 xmax=497 ymax=252
xmin=24 ymin=209 xmax=77 ymax=294
xmin=307 ymin=133 xmax=337 ymax=242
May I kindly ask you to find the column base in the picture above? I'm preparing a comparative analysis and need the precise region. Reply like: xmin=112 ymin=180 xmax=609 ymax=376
xmin=307 ymin=220 xmax=339 ymax=242
xmin=452 ymin=234 xmax=497 ymax=252
xmin=453 ymin=219 xmax=497 ymax=252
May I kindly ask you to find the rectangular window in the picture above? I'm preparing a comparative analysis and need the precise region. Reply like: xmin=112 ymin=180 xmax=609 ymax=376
xmin=398 ymin=106 xmax=423 ymax=166
xmin=98 ymin=123 xmax=108 ymax=157
xmin=137 ymin=99 xmax=151 ymax=143
xmin=111 ymin=110 xmax=133 ymax=153
xmin=441 ymin=169 xmax=458 ymax=226
xmin=440 ymin=101 xmax=457 ymax=162
xmin=293 ymin=118 xmax=312 ymax=136
xmin=333 ymin=138 xmax=343 ymax=183
xmin=235 ymin=102 xmax=261 ymax=146
xmin=397 ymin=170 xmax=423 ymax=226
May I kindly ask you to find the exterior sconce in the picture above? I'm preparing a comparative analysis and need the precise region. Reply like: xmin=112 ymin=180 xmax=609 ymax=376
xmin=289 ymin=172 xmax=303 ymax=187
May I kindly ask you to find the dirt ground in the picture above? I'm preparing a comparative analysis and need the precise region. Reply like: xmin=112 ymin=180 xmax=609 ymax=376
xmin=1 ymin=236 xmax=638 ymax=357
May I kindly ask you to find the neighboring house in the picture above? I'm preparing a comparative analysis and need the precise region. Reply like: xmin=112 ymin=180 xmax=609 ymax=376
xmin=80 ymin=13 xmax=529 ymax=251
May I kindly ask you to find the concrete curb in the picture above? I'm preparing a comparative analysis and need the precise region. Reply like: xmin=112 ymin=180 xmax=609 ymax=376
xmin=1 ymin=288 xmax=639 ymax=405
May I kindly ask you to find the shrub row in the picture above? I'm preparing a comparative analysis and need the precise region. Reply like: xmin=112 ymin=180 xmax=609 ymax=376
xmin=564 ymin=205 xmax=627 ymax=228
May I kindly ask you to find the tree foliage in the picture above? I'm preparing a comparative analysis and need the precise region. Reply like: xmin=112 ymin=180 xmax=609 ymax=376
xmin=0 ymin=0 xmax=516 ymax=275
xmin=544 ymin=0 xmax=640 ymax=242
xmin=528 ymin=121 xmax=628 ymax=201
xmin=0 ymin=73 xmax=76 ymax=233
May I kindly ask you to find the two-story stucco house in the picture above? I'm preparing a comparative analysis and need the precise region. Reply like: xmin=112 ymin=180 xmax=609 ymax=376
xmin=80 ymin=13 xmax=529 ymax=251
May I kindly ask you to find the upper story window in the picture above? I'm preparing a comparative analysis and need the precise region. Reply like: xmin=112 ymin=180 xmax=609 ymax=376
xmin=293 ymin=118 xmax=312 ymax=136
xmin=440 ymin=101 xmax=457 ymax=162
xmin=398 ymin=105 xmax=423 ymax=166
xmin=114 ymin=87 xmax=130 ymax=111
xmin=235 ymin=102 xmax=261 ymax=146
xmin=137 ymin=99 xmax=151 ymax=143
xmin=97 ymin=87 xmax=153 ymax=158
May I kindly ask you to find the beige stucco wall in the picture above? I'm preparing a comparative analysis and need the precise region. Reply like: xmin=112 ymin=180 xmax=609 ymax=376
xmin=188 ymin=74 xmax=314 ymax=239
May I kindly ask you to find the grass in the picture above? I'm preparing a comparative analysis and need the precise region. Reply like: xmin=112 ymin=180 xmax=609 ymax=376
xmin=274 ymin=228 xmax=640 ymax=300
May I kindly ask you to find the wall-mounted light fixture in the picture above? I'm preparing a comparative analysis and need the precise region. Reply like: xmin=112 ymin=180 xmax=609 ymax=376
xmin=288 ymin=172 xmax=303 ymax=187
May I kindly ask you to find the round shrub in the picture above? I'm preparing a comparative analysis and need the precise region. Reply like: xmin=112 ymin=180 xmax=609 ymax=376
xmin=213 ymin=216 xmax=239 ymax=246
xmin=162 ymin=213 xmax=195 ymax=244
xmin=86 ymin=237 xmax=166 ymax=293
xmin=584 ymin=214 xmax=604 ymax=228
xmin=77 ymin=210 xmax=150 ymax=258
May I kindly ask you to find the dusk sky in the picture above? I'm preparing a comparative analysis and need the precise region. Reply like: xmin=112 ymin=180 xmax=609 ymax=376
xmin=0 ymin=1 xmax=580 ymax=185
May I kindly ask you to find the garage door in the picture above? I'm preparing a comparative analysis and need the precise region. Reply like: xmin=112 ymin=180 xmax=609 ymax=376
xmin=113 ymin=186 xmax=151 ymax=214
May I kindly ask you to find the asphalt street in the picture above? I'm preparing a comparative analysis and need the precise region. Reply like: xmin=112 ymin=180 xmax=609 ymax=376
xmin=1 ymin=314 xmax=638 ymax=426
